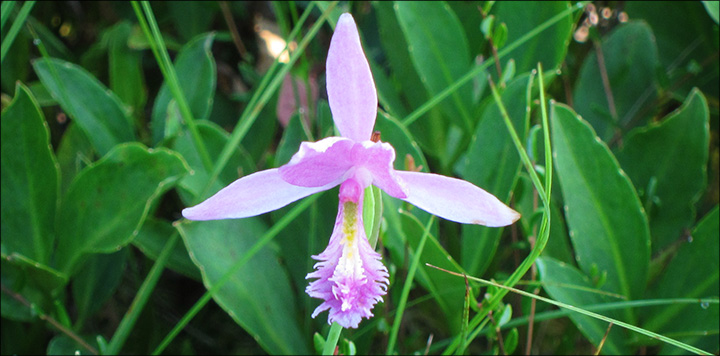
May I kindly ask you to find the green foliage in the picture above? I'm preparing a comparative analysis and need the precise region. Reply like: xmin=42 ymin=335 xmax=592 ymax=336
xmin=1 ymin=1 xmax=717 ymax=355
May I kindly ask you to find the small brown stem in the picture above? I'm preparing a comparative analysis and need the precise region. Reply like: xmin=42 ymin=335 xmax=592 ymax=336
xmin=488 ymin=311 xmax=507 ymax=355
xmin=219 ymin=1 xmax=247 ymax=57
xmin=1 ymin=283 xmax=99 ymax=355
xmin=593 ymin=40 xmax=618 ymax=125
xmin=595 ymin=322 xmax=614 ymax=355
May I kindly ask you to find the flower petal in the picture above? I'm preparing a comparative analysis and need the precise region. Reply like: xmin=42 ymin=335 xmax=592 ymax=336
xmin=182 ymin=168 xmax=334 ymax=220
xmin=326 ymin=13 xmax=377 ymax=142
xmin=306 ymin=182 xmax=388 ymax=329
xmin=279 ymin=137 xmax=354 ymax=187
xmin=394 ymin=171 xmax=521 ymax=227
xmin=351 ymin=141 xmax=406 ymax=199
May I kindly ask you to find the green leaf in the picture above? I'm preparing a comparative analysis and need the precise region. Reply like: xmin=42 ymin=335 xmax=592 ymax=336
xmin=643 ymin=205 xmax=719 ymax=354
xmin=551 ymin=103 xmax=650 ymax=306
xmin=1 ymin=83 xmax=59 ymax=264
xmin=1 ymin=254 xmax=66 ymax=322
xmin=395 ymin=1 xmax=475 ymax=132
xmin=55 ymin=123 xmax=94 ymax=197
xmin=151 ymin=33 xmax=216 ymax=143
xmin=107 ymin=21 xmax=147 ymax=120
xmin=459 ymin=74 xmax=530 ymax=276
xmin=54 ymin=144 xmax=189 ymax=275
xmin=172 ymin=120 xmax=255 ymax=205
xmin=572 ymin=21 xmax=660 ymax=142
xmin=132 ymin=218 xmax=201 ymax=280
xmin=625 ymin=2 xmax=719 ymax=98
xmin=492 ymin=2 xmax=574 ymax=74
xmin=537 ymin=257 xmax=630 ymax=354
xmin=616 ymin=89 xmax=709 ymax=253
xmin=72 ymin=249 xmax=127 ymax=325
xmin=703 ymin=1 xmax=720 ymax=24
xmin=180 ymin=219 xmax=309 ymax=355
xmin=32 ymin=58 xmax=136 ymax=156
xmin=275 ymin=113 xmax=310 ymax=167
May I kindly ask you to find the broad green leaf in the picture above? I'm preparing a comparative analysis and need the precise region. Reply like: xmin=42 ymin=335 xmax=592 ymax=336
xmin=47 ymin=334 xmax=96 ymax=355
xmin=703 ymin=1 xmax=720 ymax=24
xmin=55 ymin=144 xmax=189 ymax=275
xmin=374 ymin=1 xmax=445 ymax=157
xmin=459 ymin=75 xmax=530 ymax=276
xmin=395 ymin=1 xmax=475 ymax=133
xmin=616 ymin=89 xmax=709 ymax=253
xmin=537 ymin=257 xmax=629 ymax=354
xmin=492 ymin=2 xmax=574 ymax=74
xmin=168 ymin=2 xmax=217 ymax=41
xmin=132 ymin=217 xmax=201 ymax=280
xmin=625 ymin=2 xmax=719 ymax=98
xmin=1 ymin=254 xmax=66 ymax=322
xmin=1 ymin=83 xmax=59 ymax=264
xmin=275 ymin=113 xmax=310 ymax=166
xmin=72 ymin=249 xmax=127 ymax=325
xmin=643 ymin=205 xmax=719 ymax=354
xmin=33 ymin=58 xmax=135 ymax=156
xmin=107 ymin=21 xmax=147 ymax=119
xmin=551 ymin=103 xmax=650 ymax=308
xmin=572 ymin=21 xmax=660 ymax=142
xmin=180 ymin=219 xmax=309 ymax=355
xmin=55 ymin=123 xmax=94 ymax=196
xmin=151 ymin=33 xmax=216 ymax=144
xmin=172 ymin=120 xmax=255 ymax=205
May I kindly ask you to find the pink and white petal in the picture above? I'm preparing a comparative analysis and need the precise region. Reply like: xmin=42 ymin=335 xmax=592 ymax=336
xmin=352 ymin=141 xmax=406 ymax=199
xmin=326 ymin=13 xmax=377 ymax=142
xmin=182 ymin=168 xmax=334 ymax=221
xmin=394 ymin=171 xmax=521 ymax=227
xmin=279 ymin=137 xmax=355 ymax=187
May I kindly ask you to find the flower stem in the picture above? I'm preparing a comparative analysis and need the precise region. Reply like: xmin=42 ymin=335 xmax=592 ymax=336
xmin=322 ymin=322 xmax=343 ymax=355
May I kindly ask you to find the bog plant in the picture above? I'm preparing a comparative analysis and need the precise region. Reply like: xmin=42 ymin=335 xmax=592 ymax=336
xmin=1 ymin=1 xmax=718 ymax=355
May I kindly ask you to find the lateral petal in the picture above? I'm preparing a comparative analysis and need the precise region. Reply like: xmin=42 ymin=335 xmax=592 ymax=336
xmin=279 ymin=137 xmax=355 ymax=187
xmin=394 ymin=171 xmax=520 ymax=227
xmin=326 ymin=13 xmax=377 ymax=142
xmin=182 ymin=168 xmax=334 ymax=220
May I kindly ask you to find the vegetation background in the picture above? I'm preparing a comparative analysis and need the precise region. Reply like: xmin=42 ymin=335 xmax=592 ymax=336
xmin=1 ymin=1 xmax=718 ymax=355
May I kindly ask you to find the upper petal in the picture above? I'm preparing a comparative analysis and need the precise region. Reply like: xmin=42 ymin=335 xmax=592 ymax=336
xmin=279 ymin=137 xmax=355 ymax=187
xmin=326 ymin=13 xmax=377 ymax=141
xmin=182 ymin=168 xmax=334 ymax=220
xmin=351 ymin=141 xmax=406 ymax=199
xmin=394 ymin=171 xmax=520 ymax=227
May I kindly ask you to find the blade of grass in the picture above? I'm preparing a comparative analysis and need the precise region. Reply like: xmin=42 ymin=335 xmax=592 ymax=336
xmin=444 ymin=64 xmax=554 ymax=354
xmin=152 ymin=192 xmax=322 ymax=355
xmin=131 ymin=1 xmax=212 ymax=171
xmin=497 ymin=298 xmax=720 ymax=333
xmin=428 ymin=264 xmax=714 ymax=356
xmin=0 ymin=0 xmax=34 ymax=64
xmin=386 ymin=214 xmax=436 ymax=354
xmin=199 ymin=1 xmax=338 ymax=202
xmin=401 ymin=1 xmax=588 ymax=127
xmin=105 ymin=233 xmax=179 ymax=354
xmin=0 ymin=1 xmax=16 ymax=33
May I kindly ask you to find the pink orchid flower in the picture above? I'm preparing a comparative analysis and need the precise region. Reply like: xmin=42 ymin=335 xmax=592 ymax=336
xmin=182 ymin=13 xmax=520 ymax=329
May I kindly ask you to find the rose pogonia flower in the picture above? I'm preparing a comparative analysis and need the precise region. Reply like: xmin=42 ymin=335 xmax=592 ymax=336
xmin=182 ymin=13 xmax=520 ymax=329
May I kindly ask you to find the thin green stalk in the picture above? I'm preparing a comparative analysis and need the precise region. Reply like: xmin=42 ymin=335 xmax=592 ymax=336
xmin=322 ymin=322 xmax=343 ymax=355
xmin=444 ymin=64 xmax=554 ymax=354
xmin=497 ymin=298 xmax=720 ymax=334
xmin=1 ymin=1 xmax=16 ymax=35
xmin=152 ymin=193 xmax=322 ymax=355
xmin=0 ymin=0 xmax=34 ymax=64
xmin=429 ymin=264 xmax=714 ymax=356
xmin=386 ymin=216 xmax=436 ymax=354
xmin=200 ymin=1 xmax=338 ymax=201
xmin=131 ymin=1 xmax=213 ymax=171
xmin=106 ymin=233 xmax=179 ymax=355
xmin=401 ymin=1 xmax=587 ymax=127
